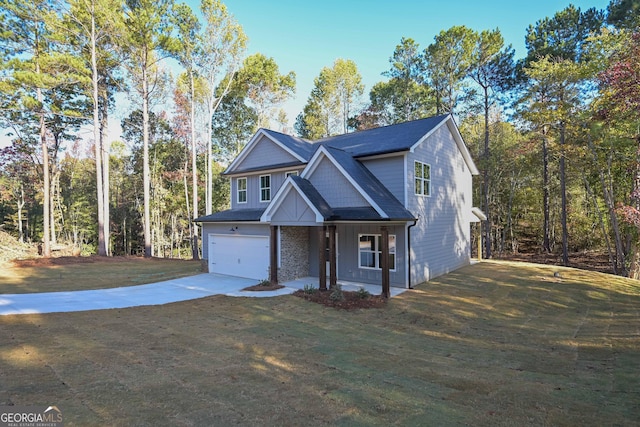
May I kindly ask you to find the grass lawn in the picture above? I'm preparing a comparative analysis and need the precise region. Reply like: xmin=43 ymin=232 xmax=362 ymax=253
xmin=0 ymin=257 xmax=203 ymax=293
xmin=1 ymin=260 xmax=639 ymax=426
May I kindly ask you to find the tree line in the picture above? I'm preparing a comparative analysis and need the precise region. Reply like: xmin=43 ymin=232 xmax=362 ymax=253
xmin=1 ymin=0 xmax=639 ymax=277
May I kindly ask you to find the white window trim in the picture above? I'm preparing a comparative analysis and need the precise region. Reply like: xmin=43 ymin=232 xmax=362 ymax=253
xmin=414 ymin=160 xmax=431 ymax=197
xmin=358 ymin=234 xmax=396 ymax=271
xmin=260 ymin=174 xmax=271 ymax=202
xmin=285 ymin=170 xmax=298 ymax=177
xmin=237 ymin=177 xmax=247 ymax=204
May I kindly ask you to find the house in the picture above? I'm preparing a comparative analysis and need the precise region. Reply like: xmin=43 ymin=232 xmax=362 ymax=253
xmin=195 ymin=114 xmax=480 ymax=292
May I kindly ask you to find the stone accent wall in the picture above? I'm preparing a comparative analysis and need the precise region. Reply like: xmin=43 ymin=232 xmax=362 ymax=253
xmin=278 ymin=226 xmax=309 ymax=282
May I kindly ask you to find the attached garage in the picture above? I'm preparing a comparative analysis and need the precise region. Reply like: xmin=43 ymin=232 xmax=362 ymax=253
xmin=208 ymin=234 xmax=270 ymax=280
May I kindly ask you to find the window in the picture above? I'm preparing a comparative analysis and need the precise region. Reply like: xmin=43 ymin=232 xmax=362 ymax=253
xmin=285 ymin=171 xmax=298 ymax=178
xmin=415 ymin=161 xmax=431 ymax=196
xmin=237 ymin=177 xmax=247 ymax=203
xmin=260 ymin=175 xmax=271 ymax=202
xmin=359 ymin=234 xmax=396 ymax=270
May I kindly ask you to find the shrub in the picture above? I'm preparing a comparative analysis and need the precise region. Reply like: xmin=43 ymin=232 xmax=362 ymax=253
xmin=303 ymin=284 xmax=317 ymax=294
xmin=356 ymin=287 xmax=371 ymax=299
xmin=330 ymin=284 xmax=344 ymax=302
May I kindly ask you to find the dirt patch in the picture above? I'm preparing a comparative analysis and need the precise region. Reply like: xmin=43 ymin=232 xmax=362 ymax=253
xmin=293 ymin=288 xmax=387 ymax=309
xmin=242 ymin=283 xmax=285 ymax=291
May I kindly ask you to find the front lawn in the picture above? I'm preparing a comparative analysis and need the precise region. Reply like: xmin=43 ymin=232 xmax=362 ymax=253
xmin=0 ymin=256 xmax=203 ymax=294
xmin=1 ymin=260 xmax=638 ymax=425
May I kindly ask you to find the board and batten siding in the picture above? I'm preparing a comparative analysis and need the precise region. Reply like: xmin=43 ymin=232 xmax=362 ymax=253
xmin=361 ymin=155 xmax=406 ymax=203
xmin=307 ymin=157 xmax=369 ymax=207
xmin=407 ymin=124 xmax=473 ymax=285
xmin=308 ymin=223 xmax=407 ymax=288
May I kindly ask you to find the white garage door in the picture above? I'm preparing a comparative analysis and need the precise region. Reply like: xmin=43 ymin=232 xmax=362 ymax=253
xmin=208 ymin=234 xmax=270 ymax=280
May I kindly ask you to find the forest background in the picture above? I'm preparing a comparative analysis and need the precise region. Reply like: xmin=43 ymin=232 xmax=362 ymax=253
xmin=1 ymin=0 xmax=639 ymax=277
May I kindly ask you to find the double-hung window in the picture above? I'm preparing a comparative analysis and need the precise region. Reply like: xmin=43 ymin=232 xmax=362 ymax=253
xmin=415 ymin=161 xmax=431 ymax=196
xmin=260 ymin=175 xmax=271 ymax=202
xmin=237 ymin=177 xmax=247 ymax=204
xmin=358 ymin=234 xmax=396 ymax=270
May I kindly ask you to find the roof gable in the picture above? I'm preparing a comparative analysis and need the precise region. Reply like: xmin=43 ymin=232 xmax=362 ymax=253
xmin=225 ymin=129 xmax=312 ymax=174
xmin=409 ymin=115 xmax=479 ymax=175
xmin=261 ymin=176 xmax=331 ymax=224
xmin=302 ymin=146 xmax=414 ymax=220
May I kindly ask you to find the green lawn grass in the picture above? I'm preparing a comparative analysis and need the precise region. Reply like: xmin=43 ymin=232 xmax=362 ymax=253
xmin=1 ymin=260 xmax=638 ymax=426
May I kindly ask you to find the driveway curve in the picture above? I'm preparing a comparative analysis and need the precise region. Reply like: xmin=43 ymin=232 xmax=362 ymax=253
xmin=0 ymin=273 xmax=298 ymax=316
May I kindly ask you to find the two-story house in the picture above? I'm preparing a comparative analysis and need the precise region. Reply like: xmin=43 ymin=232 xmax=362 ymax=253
xmin=195 ymin=114 xmax=480 ymax=291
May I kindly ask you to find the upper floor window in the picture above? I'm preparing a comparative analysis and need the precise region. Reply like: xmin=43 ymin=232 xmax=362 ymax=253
xmin=359 ymin=234 xmax=396 ymax=270
xmin=237 ymin=177 xmax=247 ymax=203
xmin=260 ymin=175 xmax=271 ymax=202
xmin=285 ymin=171 xmax=298 ymax=178
xmin=415 ymin=161 xmax=431 ymax=196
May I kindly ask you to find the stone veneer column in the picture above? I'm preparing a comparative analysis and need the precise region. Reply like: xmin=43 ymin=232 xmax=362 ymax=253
xmin=278 ymin=226 xmax=310 ymax=282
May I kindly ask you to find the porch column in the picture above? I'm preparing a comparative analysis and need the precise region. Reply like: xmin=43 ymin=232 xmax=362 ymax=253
xmin=270 ymin=225 xmax=278 ymax=285
xmin=318 ymin=225 xmax=327 ymax=291
xmin=328 ymin=225 xmax=337 ymax=289
xmin=380 ymin=226 xmax=390 ymax=298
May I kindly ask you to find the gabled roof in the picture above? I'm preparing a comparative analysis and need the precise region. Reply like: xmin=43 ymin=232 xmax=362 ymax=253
xmin=261 ymin=176 xmax=332 ymax=223
xmin=302 ymin=146 xmax=415 ymax=221
xmin=318 ymin=114 xmax=451 ymax=157
xmin=224 ymin=128 xmax=313 ymax=175
xmin=224 ymin=114 xmax=477 ymax=175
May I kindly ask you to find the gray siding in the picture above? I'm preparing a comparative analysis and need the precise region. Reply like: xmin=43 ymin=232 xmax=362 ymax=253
xmin=361 ymin=155 xmax=406 ymax=204
xmin=231 ymin=169 xmax=303 ymax=210
xmin=407 ymin=124 xmax=473 ymax=284
xmin=236 ymin=135 xmax=299 ymax=170
xmin=200 ymin=223 xmax=269 ymax=261
xmin=271 ymin=190 xmax=319 ymax=226
xmin=308 ymin=224 xmax=407 ymax=288
xmin=308 ymin=157 xmax=369 ymax=207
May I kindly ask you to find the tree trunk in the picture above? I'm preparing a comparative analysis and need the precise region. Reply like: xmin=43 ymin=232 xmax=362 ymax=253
xmin=38 ymin=85 xmax=51 ymax=258
xmin=142 ymin=65 xmax=152 ymax=258
xmin=559 ymin=123 xmax=569 ymax=266
xmin=190 ymin=69 xmax=200 ymax=260
xmin=483 ymin=85 xmax=491 ymax=259
xmin=92 ymin=10 xmax=106 ymax=256
xmin=17 ymin=185 xmax=25 ymax=243
xmin=542 ymin=131 xmax=551 ymax=253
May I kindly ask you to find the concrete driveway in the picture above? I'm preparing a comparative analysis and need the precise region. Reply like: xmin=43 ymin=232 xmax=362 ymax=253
xmin=0 ymin=274 xmax=406 ymax=316
xmin=0 ymin=274 xmax=295 ymax=316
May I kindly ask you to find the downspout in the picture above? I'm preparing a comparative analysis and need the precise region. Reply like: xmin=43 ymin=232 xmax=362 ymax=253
xmin=407 ymin=216 xmax=419 ymax=289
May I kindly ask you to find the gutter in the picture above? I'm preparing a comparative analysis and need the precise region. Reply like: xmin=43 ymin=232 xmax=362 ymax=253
xmin=407 ymin=216 xmax=419 ymax=289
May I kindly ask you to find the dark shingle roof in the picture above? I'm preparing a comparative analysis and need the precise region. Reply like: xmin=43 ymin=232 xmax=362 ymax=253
xmin=195 ymin=208 xmax=265 ymax=222
xmin=316 ymin=114 xmax=449 ymax=157
xmin=261 ymin=129 xmax=315 ymax=160
xmin=255 ymin=115 xmax=450 ymax=164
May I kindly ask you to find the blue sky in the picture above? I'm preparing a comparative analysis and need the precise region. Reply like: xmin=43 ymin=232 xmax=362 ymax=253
xmin=0 ymin=0 xmax=611 ymax=148
xmin=216 ymin=0 xmax=610 ymax=129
